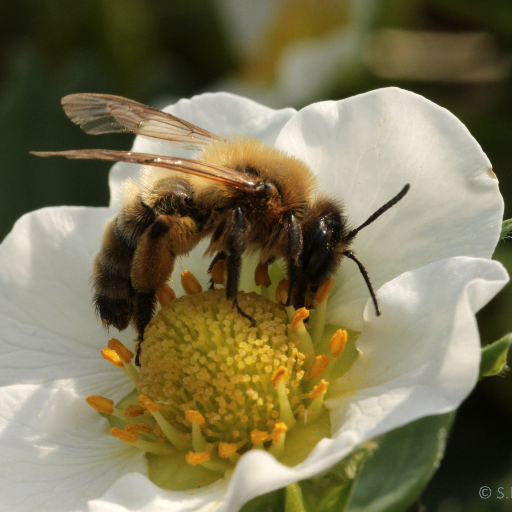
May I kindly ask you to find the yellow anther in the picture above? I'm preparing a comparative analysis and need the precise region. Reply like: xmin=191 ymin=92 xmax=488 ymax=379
xmin=218 ymin=442 xmax=238 ymax=458
xmin=210 ymin=259 xmax=226 ymax=285
xmin=250 ymin=430 xmax=269 ymax=444
xmin=186 ymin=451 xmax=211 ymax=465
xmin=181 ymin=270 xmax=203 ymax=295
xmin=271 ymin=422 xmax=288 ymax=444
xmin=309 ymin=355 xmax=330 ymax=379
xmin=124 ymin=405 xmax=146 ymax=417
xmin=125 ymin=423 xmax=152 ymax=435
xmin=271 ymin=367 xmax=288 ymax=387
xmin=328 ymin=329 xmax=348 ymax=357
xmin=309 ymin=379 xmax=329 ymax=399
xmin=276 ymin=279 xmax=289 ymax=303
xmin=107 ymin=338 xmax=133 ymax=364
xmin=292 ymin=307 xmax=309 ymax=330
xmin=186 ymin=410 xmax=205 ymax=425
xmin=101 ymin=347 xmax=124 ymax=368
xmin=315 ymin=278 xmax=335 ymax=304
xmin=158 ymin=284 xmax=176 ymax=307
xmin=86 ymin=395 xmax=114 ymax=414
xmin=138 ymin=395 xmax=162 ymax=411
xmin=110 ymin=427 xmax=138 ymax=443
xmin=254 ymin=262 xmax=271 ymax=287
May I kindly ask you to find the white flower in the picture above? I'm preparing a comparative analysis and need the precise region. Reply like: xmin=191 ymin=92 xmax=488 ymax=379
xmin=0 ymin=88 xmax=507 ymax=512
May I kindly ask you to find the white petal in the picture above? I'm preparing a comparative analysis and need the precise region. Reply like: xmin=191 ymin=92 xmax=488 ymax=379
xmin=89 ymin=473 xmax=228 ymax=512
xmin=275 ymin=87 xmax=503 ymax=328
xmin=0 ymin=206 xmax=135 ymax=397
xmin=0 ymin=384 xmax=146 ymax=512
xmin=109 ymin=92 xmax=296 ymax=203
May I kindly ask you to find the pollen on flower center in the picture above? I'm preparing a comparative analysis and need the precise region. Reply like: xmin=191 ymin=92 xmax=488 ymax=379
xmin=138 ymin=289 xmax=306 ymax=449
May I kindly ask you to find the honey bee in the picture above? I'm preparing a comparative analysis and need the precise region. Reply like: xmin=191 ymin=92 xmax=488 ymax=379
xmin=33 ymin=94 xmax=410 ymax=365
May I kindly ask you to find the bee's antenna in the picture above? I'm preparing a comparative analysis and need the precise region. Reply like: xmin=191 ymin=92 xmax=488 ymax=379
xmin=342 ymin=250 xmax=381 ymax=316
xmin=348 ymin=184 xmax=410 ymax=238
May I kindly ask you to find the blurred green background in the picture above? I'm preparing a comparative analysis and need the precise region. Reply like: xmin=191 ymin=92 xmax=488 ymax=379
xmin=0 ymin=1 xmax=511 ymax=510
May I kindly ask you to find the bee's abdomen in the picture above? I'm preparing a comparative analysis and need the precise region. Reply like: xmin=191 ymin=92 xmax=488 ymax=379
xmin=92 ymin=216 xmax=138 ymax=330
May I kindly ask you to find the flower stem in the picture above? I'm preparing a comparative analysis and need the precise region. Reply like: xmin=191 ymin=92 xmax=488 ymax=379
xmin=285 ymin=483 xmax=306 ymax=512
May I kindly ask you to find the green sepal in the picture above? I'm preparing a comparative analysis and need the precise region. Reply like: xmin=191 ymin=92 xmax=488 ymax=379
xmin=479 ymin=333 xmax=512 ymax=379
xmin=500 ymin=219 xmax=512 ymax=239
xmin=348 ymin=412 xmax=454 ymax=512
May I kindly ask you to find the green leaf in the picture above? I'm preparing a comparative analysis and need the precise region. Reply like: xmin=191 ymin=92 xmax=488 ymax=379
xmin=500 ymin=219 xmax=512 ymax=239
xmin=479 ymin=333 xmax=512 ymax=379
xmin=240 ymin=488 xmax=285 ymax=512
xmin=298 ymin=446 xmax=371 ymax=512
xmin=348 ymin=413 xmax=454 ymax=512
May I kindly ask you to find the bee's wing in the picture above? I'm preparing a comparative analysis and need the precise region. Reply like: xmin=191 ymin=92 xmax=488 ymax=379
xmin=61 ymin=94 xmax=225 ymax=150
xmin=32 ymin=149 xmax=258 ymax=193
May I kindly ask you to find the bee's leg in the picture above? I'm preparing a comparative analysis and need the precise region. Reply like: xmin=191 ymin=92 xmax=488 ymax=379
xmin=133 ymin=291 xmax=159 ymax=366
xmin=224 ymin=208 xmax=255 ymax=325
xmin=285 ymin=213 xmax=304 ymax=307
xmin=131 ymin=215 xmax=198 ymax=365
xmin=207 ymin=250 xmax=228 ymax=289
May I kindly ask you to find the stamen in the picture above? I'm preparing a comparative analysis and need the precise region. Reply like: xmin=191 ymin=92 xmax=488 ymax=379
xmin=306 ymin=380 xmax=329 ymax=423
xmin=86 ymin=395 xmax=114 ymax=414
xmin=269 ymin=422 xmax=288 ymax=457
xmin=291 ymin=308 xmax=314 ymax=359
xmin=308 ymin=380 xmax=329 ymax=400
xmin=124 ymin=405 xmax=146 ymax=417
xmin=315 ymin=279 xmax=335 ymax=304
xmin=181 ymin=270 xmax=203 ymax=295
xmin=272 ymin=369 xmax=296 ymax=429
xmin=276 ymin=279 xmax=289 ymax=303
xmin=292 ymin=308 xmax=309 ymax=330
xmin=186 ymin=451 xmax=211 ymax=465
xmin=139 ymin=395 xmax=191 ymax=451
xmin=210 ymin=259 xmax=226 ymax=285
xmin=186 ymin=410 xmax=205 ymax=425
xmin=101 ymin=348 xmax=124 ymax=368
xmin=111 ymin=428 xmax=175 ymax=455
xmin=108 ymin=338 xmax=133 ymax=364
xmin=138 ymin=395 xmax=161 ymax=411
xmin=271 ymin=422 xmax=288 ymax=444
xmin=271 ymin=367 xmax=288 ymax=387
xmin=218 ymin=442 xmax=238 ymax=459
xmin=251 ymin=429 xmax=269 ymax=445
xmin=111 ymin=427 xmax=137 ymax=443
xmin=309 ymin=355 xmax=330 ymax=379
xmin=254 ymin=262 xmax=271 ymax=287
xmin=158 ymin=285 xmax=176 ymax=307
xmin=125 ymin=423 xmax=152 ymax=435
xmin=311 ymin=278 xmax=334 ymax=344
xmin=328 ymin=329 xmax=348 ymax=357
xmin=186 ymin=411 xmax=207 ymax=452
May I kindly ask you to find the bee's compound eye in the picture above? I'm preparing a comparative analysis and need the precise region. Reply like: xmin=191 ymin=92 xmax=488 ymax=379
xmin=253 ymin=183 xmax=273 ymax=197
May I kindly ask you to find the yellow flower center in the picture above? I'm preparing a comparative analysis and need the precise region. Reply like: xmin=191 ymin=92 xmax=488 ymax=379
xmin=138 ymin=289 xmax=305 ymax=448
xmin=87 ymin=267 xmax=357 ymax=490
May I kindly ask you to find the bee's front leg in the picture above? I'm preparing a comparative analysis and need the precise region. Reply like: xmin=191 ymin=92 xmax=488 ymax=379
xmin=223 ymin=208 xmax=255 ymax=325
